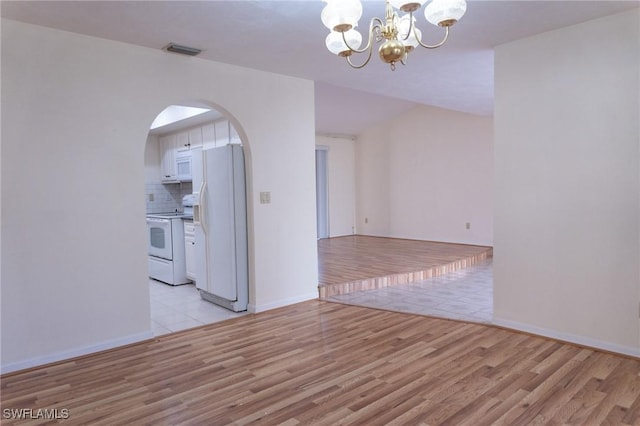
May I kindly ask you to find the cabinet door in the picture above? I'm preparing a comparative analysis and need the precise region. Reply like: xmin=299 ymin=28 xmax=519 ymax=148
xmin=202 ymin=123 xmax=216 ymax=150
xmin=189 ymin=127 xmax=203 ymax=150
xmin=214 ymin=119 xmax=229 ymax=147
xmin=159 ymin=134 xmax=177 ymax=181
xmin=185 ymin=236 xmax=196 ymax=280
xmin=175 ymin=131 xmax=190 ymax=152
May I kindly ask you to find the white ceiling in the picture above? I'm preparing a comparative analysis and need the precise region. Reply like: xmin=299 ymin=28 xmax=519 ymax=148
xmin=2 ymin=1 xmax=638 ymax=135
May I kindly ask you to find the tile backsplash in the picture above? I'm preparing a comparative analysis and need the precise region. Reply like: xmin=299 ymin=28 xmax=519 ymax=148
xmin=145 ymin=182 xmax=193 ymax=214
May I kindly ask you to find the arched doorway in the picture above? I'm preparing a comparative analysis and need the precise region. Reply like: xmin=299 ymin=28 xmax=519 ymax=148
xmin=143 ymin=101 xmax=251 ymax=336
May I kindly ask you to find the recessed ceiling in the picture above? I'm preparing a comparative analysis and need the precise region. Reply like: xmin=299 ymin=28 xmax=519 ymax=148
xmin=150 ymin=105 xmax=211 ymax=131
xmin=2 ymin=1 xmax=638 ymax=135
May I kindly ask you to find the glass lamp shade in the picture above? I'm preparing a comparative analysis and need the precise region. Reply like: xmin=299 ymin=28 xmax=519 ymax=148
xmin=398 ymin=14 xmax=421 ymax=49
xmin=325 ymin=29 xmax=362 ymax=56
xmin=425 ymin=0 xmax=467 ymax=26
xmin=389 ymin=0 xmax=426 ymax=13
xmin=321 ymin=0 xmax=363 ymax=32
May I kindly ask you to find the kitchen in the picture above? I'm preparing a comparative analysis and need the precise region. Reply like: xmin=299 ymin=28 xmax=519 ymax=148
xmin=144 ymin=104 xmax=249 ymax=335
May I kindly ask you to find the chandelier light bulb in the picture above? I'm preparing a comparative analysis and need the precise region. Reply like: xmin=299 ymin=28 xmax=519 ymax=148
xmin=321 ymin=0 xmax=363 ymax=32
xmin=425 ymin=0 xmax=467 ymax=27
xmin=325 ymin=29 xmax=363 ymax=56
xmin=398 ymin=14 xmax=422 ymax=50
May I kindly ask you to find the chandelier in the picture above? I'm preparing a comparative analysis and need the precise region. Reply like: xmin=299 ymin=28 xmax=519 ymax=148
xmin=321 ymin=0 xmax=467 ymax=70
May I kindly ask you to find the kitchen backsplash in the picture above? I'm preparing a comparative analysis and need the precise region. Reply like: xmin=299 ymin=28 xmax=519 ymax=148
xmin=145 ymin=182 xmax=193 ymax=214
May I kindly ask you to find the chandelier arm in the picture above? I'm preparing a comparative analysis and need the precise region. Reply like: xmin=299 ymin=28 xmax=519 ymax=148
xmin=341 ymin=17 xmax=384 ymax=54
xmin=401 ymin=11 xmax=414 ymax=42
xmin=346 ymin=46 xmax=374 ymax=69
xmin=415 ymin=25 xmax=450 ymax=49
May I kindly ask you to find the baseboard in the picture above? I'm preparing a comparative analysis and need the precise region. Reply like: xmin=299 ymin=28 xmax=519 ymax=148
xmin=1 ymin=330 xmax=154 ymax=375
xmin=492 ymin=317 xmax=640 ymax=358
xmin=248 ymin=292 xmax=318 ymax=314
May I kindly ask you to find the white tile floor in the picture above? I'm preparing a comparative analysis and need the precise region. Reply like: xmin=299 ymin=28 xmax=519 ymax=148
xmin=151 ymin=260 xmax=492 ymax=336
xmin=327 ymin=259 xmax=494 ymax=324
xmin=149 ymin=279 xmax=248 ymax=336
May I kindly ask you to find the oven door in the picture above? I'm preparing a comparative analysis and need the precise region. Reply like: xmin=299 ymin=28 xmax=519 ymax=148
xmin=146 ymin=217 xmax=173 ymax=260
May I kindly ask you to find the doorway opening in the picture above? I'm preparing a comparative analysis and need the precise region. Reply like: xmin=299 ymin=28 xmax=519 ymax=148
xmin=143 ymin=101 xmax=250 ymax=336
xmin=316 ymin=146 xmax=329 ymax=239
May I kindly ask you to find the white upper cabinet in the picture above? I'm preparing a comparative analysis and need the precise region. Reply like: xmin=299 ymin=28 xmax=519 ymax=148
xmin=229 ymin=123 xmax=241 ymax=145
xmin=157 ymin=119 xmax=242 ymax=183
xmin=203 ymin=119 xmax=240 ymax=148
xmin=202 ymin=123 xmax=216 ymax=150
xmin=214 ymin=119 xmax=230 ymax=147
xmin=174 ymin=129 xmax=203 ymax=153
xmin=159 ymin=134 xmax=178 ymax=182
xmin=175 ymin=131 xmax=190 ymax=153
xmin=189 ymin=127 xmax=203 ymax=150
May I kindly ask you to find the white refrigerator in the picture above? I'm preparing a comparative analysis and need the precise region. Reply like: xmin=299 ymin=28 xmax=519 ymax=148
xmin=192 ymin=145 xmax=248 ymax=312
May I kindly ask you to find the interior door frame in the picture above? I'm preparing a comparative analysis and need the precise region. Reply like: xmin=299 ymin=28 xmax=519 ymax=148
xmin=315 ymin=146 xmax=329 ymax=240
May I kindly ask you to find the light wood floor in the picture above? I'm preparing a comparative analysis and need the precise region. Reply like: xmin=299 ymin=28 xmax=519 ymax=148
xmin=318 ymin=235 xmax=492 ymax=298
xmin=2 ymin=301 xmax=639 ymax=425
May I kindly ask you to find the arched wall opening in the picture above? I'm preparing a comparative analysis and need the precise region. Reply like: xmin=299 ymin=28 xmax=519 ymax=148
xmin=143 ymin=100 xmax=256 ymax=332
xmin=2 ymin=18 xmax=318 ymax=372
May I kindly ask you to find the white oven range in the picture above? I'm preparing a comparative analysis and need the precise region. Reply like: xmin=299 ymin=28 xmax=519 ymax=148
xmin=146 ymin=213 xmax=190 ymax=285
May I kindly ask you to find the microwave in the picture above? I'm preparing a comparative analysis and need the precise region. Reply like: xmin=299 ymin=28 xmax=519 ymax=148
xmin=176 ymin=152 xmax=192 ymax=182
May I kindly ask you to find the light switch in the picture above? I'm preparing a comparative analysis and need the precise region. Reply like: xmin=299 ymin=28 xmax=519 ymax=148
xmin=260 ymin=192 xmax=271 ymax=204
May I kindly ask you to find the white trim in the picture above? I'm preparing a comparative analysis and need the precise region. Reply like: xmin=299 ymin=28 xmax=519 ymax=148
xmin=493 ymin=317 xmax=640 ymax=358
xmin=1 ymin=331 xmax=154 ymax=375
xmin=248 ymin=293 xmax=318 ymax=314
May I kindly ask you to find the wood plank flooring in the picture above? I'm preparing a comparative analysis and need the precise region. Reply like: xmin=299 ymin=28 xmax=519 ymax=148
xmin=2 ymin=301 xmax=640 ymax=425
xmin=318 ymin=236 xmax=492 ymax=298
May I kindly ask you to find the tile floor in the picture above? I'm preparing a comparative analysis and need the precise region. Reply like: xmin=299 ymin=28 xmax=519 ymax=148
xmin=150 ymin=259 xmax=493 ymax=336
xmin=327 ymin=259 xmax=494 ymax=324
xmin=149 ymin=279 xmax=248 ymax=336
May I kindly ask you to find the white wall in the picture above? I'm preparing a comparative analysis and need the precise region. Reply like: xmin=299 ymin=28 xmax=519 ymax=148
xmin=494 ymin=10 xmax=640 ymax=355
xmin=355 ymin=122 xmax=391 ymax=236
xmin=144 ymin=134 xmax=160 ymax=183
xmin=1 ymin=19 xmax=318 ymax=372
xmin=316 ymin=135 xmax=356 ymax=237
xmin=356 ymin=105 xmax=493 ymax=246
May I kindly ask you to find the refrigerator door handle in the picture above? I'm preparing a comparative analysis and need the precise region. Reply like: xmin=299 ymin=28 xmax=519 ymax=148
xmin=195 ymin=181 xmax=207 ymax=236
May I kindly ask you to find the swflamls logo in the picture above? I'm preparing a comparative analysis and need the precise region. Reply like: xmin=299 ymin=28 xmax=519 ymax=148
xmin=2 ymin=408 xmax=70 ymax=420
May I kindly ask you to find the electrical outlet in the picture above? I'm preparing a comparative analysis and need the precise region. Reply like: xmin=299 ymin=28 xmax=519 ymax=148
xmin=465 ymin=222 xmax=471 ymax=230
xmin=365 ymin=217 xmax=369 ymax=224
xmin=148 ymin=193 xmax=154 ymax=202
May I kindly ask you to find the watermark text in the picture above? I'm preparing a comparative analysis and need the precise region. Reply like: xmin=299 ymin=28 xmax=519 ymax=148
xmin=2 ymin=408 xmax=70 ymax=420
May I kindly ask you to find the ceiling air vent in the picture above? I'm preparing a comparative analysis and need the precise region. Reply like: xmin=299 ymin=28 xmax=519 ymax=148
xmin=163 ymin=43 xmax=202 ymax=57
